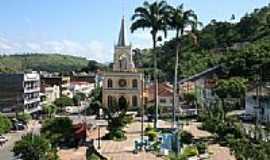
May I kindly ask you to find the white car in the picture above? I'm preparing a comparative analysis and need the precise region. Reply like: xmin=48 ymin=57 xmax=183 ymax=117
xmin=0 ymin=135 xmax=8 ymax=143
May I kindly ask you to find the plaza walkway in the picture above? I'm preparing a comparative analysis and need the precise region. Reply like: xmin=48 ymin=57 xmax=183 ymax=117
xmin=58 ymin=147 xmax=87 ymax=160
xmin=92 ymin=121 xmax=163 ymax=160
xmin=183 ymin=121 xmax=236 ymax=160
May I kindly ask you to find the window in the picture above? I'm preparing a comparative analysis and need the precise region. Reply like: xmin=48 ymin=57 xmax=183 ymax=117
xmin=160 ymin=98 xmax=166 ymax=103
xmin=119 ymin=96 xmax=128 ymax=109
xmin=119 ymin=79 xmax=127 ymax=87
xmin=108 ymin=96 xmax=113 ymax=107
xmin=132 ymin=96 xmax=138 ymax=107
xmin=132 ymin=79 xmax=138 ymax=88
xmin=108 ymin=79 xmax=113 ymax=88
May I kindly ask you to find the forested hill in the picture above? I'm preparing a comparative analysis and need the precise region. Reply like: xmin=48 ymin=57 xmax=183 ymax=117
xmin=0 ymin=54 xmax=89 ymax=73
xmin=134 ymin=4 xmax=270 ymax=81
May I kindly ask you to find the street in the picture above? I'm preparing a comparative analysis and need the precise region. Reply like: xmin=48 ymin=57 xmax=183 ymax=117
xmin=0 ymin=120 xmax=41 ymax=160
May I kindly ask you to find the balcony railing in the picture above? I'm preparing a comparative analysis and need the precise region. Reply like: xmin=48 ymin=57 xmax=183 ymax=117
xmin=24 ymin=97 xmax=40 ymax=104
xmin=24 ymin=87 xmax=40 ymax=93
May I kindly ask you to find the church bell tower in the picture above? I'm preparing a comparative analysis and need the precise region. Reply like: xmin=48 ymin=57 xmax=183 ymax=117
xmin=113 ymin=17 xmax=135 ymax=72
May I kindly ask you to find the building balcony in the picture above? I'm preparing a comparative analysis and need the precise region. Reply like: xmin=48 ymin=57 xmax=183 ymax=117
xmin=24 ymin=87 xmax=40 ymax=93
xmin=24 ymin=105 xmax=42 ymax=114
xmin=24 ymin=97 xmax=40 ymax=104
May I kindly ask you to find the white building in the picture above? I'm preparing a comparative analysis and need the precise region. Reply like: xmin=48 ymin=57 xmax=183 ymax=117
xmin=245 ymin=84 xmax=270 ymax=123
xmin=70 ymin=81 xmax=95 ymax=96
xmin=40 ymin=85 xmax=60 ymax=104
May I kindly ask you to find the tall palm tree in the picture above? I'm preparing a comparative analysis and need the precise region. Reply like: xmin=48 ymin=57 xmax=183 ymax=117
xmin=131 ymin=0 xmax=170 ymax=128
xmin=168 ymin=4 xmax=201 ymax=127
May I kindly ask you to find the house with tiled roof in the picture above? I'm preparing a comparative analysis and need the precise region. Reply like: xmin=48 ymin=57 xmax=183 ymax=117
xmin=146 ymin=82 xmax=180 ymax=116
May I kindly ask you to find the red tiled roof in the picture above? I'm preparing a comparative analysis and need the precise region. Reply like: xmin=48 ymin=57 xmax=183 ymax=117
xmin=70 ymin=81 xmax=90 ymax=85
xmin=147 ymin=82 xmax=173 ymax=101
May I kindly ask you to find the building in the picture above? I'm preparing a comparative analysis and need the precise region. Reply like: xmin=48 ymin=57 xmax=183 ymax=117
xmin=179 ymin=65 xmax=223 ymax=107
xmin=70 ymin=73 xmax=96 ymax=84
xmin=146 ymin=82 xmax=179 ymax=116
xmin=40 ymin=84 xmax=60 ymax=104
xmin=102 ymin=17 xmax=143 ymax=110
xmin=245 ymin=83 xmax=270 ymax=123
xmin=0 ymin=72 xmax=41 ymax=116
xmin=70 ymin=80 xmax=95 ymax=96
xmin=41 ymin=74 xmax=72 ymax=98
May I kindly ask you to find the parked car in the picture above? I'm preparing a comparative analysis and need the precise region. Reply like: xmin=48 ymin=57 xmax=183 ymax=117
xmin=0 ymin=135 xmax=8 ymax=143
xmin=240 ymin=113 xmax=255 ymax=122
xmin=12 ymin=122 xmax=26 ymax=131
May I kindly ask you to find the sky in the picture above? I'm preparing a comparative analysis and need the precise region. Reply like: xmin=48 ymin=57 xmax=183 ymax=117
xmin=0 ymin=0 xmax=269 ymax=63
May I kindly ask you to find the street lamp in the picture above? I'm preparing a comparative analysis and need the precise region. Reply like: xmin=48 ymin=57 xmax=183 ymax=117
xmin=97 ymin=108 xmax=102 ymax=150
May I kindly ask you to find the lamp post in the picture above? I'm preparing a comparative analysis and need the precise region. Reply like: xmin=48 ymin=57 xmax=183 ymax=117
xmin=141 ymin=78 xmax=144 ymax=150
xmin=97 ymin=108 xmax=102 ymax=150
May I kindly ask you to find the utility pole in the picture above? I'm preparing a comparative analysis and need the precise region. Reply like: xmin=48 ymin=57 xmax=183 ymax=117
xmin=141 ymin=77 xmax=144 ymax=149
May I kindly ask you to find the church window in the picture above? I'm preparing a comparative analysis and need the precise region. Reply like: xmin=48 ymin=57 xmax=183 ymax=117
xmin=132 ymin=96 xmax=138 ymax=107
xmin=132 ymin=79 xmax=138 ymax=88
xmin=108 ymin=96 xmax=113 ymax=107
xmin=108 ymin=79 xmax=113 ymax=88
xmin=119 ymin=79 xmax=127 ymax=87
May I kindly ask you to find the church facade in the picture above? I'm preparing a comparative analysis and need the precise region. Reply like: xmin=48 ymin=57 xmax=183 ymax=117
xmin=102 ymin=18 xmax=144 ymax=110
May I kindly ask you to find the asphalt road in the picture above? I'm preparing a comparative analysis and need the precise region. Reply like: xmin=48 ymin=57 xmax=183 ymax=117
xmin=0 ymin=131 xmax=24 ymax=160
xmin=0 ymin=121 xmax=41 ymax=160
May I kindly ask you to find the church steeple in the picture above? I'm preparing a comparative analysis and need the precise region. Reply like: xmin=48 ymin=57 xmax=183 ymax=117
xmin=117 ymin=17 xmax=126 ymax=47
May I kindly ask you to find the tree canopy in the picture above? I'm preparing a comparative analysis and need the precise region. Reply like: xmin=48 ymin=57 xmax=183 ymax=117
xmin=13 ymin=133 xmax=59 ymax=160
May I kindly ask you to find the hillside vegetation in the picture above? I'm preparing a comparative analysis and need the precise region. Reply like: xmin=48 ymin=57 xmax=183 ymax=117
xmin=0 ymin=54 xmax=89 ymax=73
xmin=134 ymin=4 xmax=270 ymax=81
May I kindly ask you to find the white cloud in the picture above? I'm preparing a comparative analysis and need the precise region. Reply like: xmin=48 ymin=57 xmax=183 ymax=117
xmin=0 ymin=41 xmax=12 ymax=50
xmin=130 ymin=30 xmax=174 ymax=49
xmin=0 ymin=37 xmax=112 ymax=63
xmin=26 ymin=42 xmax=41 ymax=50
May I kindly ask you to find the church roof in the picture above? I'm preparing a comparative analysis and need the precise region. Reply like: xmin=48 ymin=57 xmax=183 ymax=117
xmin=117 ymin=17 xmax=126 ymax=47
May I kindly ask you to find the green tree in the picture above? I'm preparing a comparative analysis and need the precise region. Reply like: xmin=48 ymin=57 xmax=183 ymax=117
xmin=214 ymin=77 xmax=247 ymax=114
xmin=0 ymin=114 xmax=12 ymax=134
xmin=104 ymin=98 xmax=130 ymax=140
xmin=17 ymin=112 xmax=32 ymax=123
xmin=87 ymin=87 xmax=102 ymax=116
xmin=13 ymin=133 xmax=59 ymax=160
xmin=54 ymin=96 xmax=74 ymax=111
xmin=131 ymin=0 xmax=170 ymax=128
xmin=41 ymin=117 xmax=75 ymax=147
xmin=167 ymin=4 xmax=201 ymax=126
xmin=73 ymin=92 xmax=87 ymax=106
xmin=43 ymin=104 xmax=57 ymax=118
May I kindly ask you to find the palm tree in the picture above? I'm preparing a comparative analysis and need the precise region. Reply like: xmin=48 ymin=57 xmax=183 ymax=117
xmin=131 ymin=0 xmax=170 ymax=128
xmin=167 ymin=4 xmax=201 ymax=127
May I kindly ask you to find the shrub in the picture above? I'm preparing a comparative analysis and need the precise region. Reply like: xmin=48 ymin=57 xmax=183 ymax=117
xmin=182 ymin=146 xmax=199 ymax=157
xmin=17 ymin=112 xmax=32 ymax=123
xmin=195 ymin=142 xmax=207 ymax=154
xmin=87 ymin=154 xmax=100 ymax=160
xmin=103 ymin=129 xmax=126 ymax=141
xmin=145 ymin=124 xmax=154 ymax=132
xmin=180 ymin=131 xmax=193 ymax=144
xmin=54 ymin=96 xmax=74 ymax=111
xmin=0 ymin=114 xmax=12 ymax=134
xmin=145 ymin=130 xmax=158 ymax=141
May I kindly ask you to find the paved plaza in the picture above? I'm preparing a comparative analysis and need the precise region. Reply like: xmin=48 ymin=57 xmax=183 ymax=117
xmin=93 ymin=121 xmax=163 ymax=160
xmin=183 ymin=121 xmax=236 ymax=160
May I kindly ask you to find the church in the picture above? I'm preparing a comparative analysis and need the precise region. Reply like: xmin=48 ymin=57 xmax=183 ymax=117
xmin=102 ymin=17 xmax=144 ymax=110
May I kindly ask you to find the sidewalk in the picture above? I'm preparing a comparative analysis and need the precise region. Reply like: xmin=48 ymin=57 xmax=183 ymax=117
xmin=93 ymin=122 xmax=163 ymax=160
xmin=183 ymin=122 xmax=236 ymax=160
